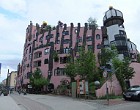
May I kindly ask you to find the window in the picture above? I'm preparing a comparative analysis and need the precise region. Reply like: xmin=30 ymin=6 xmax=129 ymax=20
xmin=46 ymin=34 xmax=53 ymax=40
xmin=56 ymin=50 xmax=60 ymax=54
xmin=63 ymin=39 xmax=70 ymax=44
xmin=44 ymin=59 xmax=48 ymax=64
xmin=34 ymin=52 xmax=42 ymax=59
xmin=75 ymin=29 xmax=78 ymax=34
xmin=77 ymin=37 xmax=82 ymax=42
xmin=86 ymin=36 xmax=92 ymax=41
xmin=96 ymin=34 xmax=100 ymax=40
xmin=29 ymin=54 xmax=32 ymax=60
xmin=87 ymin=45 xmax=93 ymax=50
xmin=62 ymin=30 xmax=69 ymax=35
xmin=27 ymin=72 xmax=31 ymax=79
xmin=27 ymin=64 xmax=29 ymax=67
xmin=26 ymin=49 xmax=28 ymax=54
xmin=119 ymin=30 xmax=126 ymax=35
xmin=60 ymin=57 xmax=69 ymax=64
xmin=29 ymin=46 xmax=31 ymax=53
xmin=33 ymin=60 xmax=41 ymax=67
xmin=44 ymin=48 xmax=50 ymax=54
xmin=97 ymin=44 xmax=101 ymax=49
xmin=54 ymin=68 xmax=66 ymax=76
xmin=63 ymin=48 xmax=70 ymax=54
xmin=57 ymin=33 xmax=60 ymax=37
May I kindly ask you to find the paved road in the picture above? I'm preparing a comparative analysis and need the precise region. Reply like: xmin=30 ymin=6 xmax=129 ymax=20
xmin=11 ymin=93 xmax=140 ymax=110
xmin=0 ymin=94 xmax=21 ymax=110
xmin=11 ymin=94 xmax=51 ymax=110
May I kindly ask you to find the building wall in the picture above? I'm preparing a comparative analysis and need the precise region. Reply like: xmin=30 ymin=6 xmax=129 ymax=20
xmin=19 ymin=22 xmax=102 ymax=89
xmin=130 ymin=63 xmax=140 ymax=86
xmin=9 ymin=71 xmax=17 ymax=89
xmin=96 ymin=74 xmax=122 ymax=98
xmin=16 ymin=7 xmax=140 ymax=93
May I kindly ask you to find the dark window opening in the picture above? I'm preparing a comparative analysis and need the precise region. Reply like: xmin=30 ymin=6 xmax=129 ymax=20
xmin=57 ymin=33 xmax=60 ymax=37
xmin=63 ymin=39 xmax=70 ymax=44
xmin=63 ymin=48 xmax=70 ymax=54
xmin=26 ymin=49 xmax=28 ymax=54
xmin=27 ymin=72 xmax=32 ymax=79
xmin=29 ymin=46 xmax=31 ymax=53
xmin=96 ymin=34 xmax=100 ymax=40
xmin=44 ymin=59 xmax=48 ymax=64
xmin=56 ymin=50 xmax=60 ymax=53
xmin=60 ymin=57 xmax=70 ymax=64
xmin=77 ymin=37 xmax=82 ymax=42
xmin=86 ymin=36 xmax=92 ymax=41
xmin=97 ymin=44 xmax=101 ymax=49
xmin=34 ymin=60 xmax=41 ymax=67
xmin=119 ymin=30 xmax=126 ymax=35
xmin=34 ymin=52 xmax=42 ymax=59
xmin=62 ymin=30 xmax=69 ymax=36
xmin=54 ymin=68 xmax=66 ymax=76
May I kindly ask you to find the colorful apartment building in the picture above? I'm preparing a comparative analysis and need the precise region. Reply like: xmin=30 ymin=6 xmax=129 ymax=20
xmin=6 ymin=70 xmax=17 ymax=90
xmin=16 ymin=7 xmax=139 ymax=92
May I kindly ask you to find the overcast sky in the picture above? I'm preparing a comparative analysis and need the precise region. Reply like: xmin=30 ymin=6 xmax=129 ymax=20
xmin=0 ymin=0 xmax=140 ymax=82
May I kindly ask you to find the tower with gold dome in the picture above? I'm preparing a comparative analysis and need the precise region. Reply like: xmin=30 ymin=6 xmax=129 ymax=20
xmin=102 ymin=6 xmax=137 ymax=60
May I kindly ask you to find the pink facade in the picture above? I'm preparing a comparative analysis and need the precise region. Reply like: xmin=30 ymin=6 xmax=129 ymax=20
xmin=96 ymin=74 xmax=122 ymax=98
xmin=95 ymin=62 xmax=140 ymax=98
xmin=130 ymin=63 xmax=140 ymax=86
xmin=17 ymin=22 xmax=103 ymax=90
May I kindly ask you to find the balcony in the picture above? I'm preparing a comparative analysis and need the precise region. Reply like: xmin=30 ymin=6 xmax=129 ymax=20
xmin=114 ymin=34 xmax=127 ymax=40
xmin=110 ymin=40 xmax=128 ymax=51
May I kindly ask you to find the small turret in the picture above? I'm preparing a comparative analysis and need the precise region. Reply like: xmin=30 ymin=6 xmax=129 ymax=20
xmin=103 ymin=6 xmax=124 ymax=27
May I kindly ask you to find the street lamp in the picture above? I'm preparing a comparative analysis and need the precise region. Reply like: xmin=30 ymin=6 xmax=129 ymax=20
xmin=94 ymin=81 xmax=100 ymax=89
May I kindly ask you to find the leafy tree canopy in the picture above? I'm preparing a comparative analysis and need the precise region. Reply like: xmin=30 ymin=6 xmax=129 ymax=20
xmin=30 ymin=68 xmax=49 ymax=88
xmin=87 ymin=17 xmax=98 ymax=29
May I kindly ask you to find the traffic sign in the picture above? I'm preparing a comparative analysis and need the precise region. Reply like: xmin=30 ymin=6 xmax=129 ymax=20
xmin=103 ymin=70 xmax=107 ymax=78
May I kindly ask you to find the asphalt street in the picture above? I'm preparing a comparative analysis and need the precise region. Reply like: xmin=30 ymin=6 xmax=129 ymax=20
xmin=10 ymin=92 xmax=140 ymax=110
xmin=11 ymin=94 xmax=50 ymax=110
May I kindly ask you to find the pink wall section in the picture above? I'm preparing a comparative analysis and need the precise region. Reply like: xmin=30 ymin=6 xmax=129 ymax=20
xmin=51 ymin=76 xmax=70 ymax=89
xmin=96 ymin=62 xmax=140 ymax=98
xmin=130 ymin=62 xmax=140 ymax=86
xmin=96 ymin=74 xmax=122 ymax=98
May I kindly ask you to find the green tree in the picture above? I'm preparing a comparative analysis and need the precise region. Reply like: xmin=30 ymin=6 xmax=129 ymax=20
xmin=65 ymin=57 xmax=76 ymax=82
xmin=87 ymin=17 xmax=98 ymax=29
xmin=30 ymin=68 xmax=49 ymax=92
xmin=75 ymin=47 xmax=97 ymax=82
xmin=98 ymin=45 xmax=118 ymax=66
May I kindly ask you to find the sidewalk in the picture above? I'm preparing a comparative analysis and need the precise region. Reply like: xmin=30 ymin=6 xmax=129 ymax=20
xmin=0 ymin=94 xmax=21 ymax=110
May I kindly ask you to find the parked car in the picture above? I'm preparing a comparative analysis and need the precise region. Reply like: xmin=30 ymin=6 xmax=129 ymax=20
xmin=2 ymin=89 xmax=9 ymax=96
xmin=123 ymin=85 xmax=140 ymax=101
